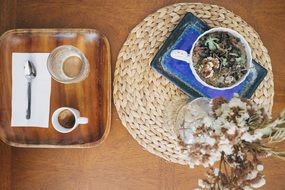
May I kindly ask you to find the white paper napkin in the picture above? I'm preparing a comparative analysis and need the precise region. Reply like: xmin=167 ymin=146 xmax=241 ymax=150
xmin=11 ymin=53 xmax=51 ymax=128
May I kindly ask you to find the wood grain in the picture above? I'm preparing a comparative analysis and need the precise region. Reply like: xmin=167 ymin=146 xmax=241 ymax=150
xmin=0 ymin=0 xmax=284 ymax=190
xmin=0 ymin=29 xmax=111 ymax=147
xmin=0 ymin=0 xmax=16 ymax=189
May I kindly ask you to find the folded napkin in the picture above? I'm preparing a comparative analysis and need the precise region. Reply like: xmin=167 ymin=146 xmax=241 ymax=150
xmin=11 ymin=53 xmax=51 ymax=128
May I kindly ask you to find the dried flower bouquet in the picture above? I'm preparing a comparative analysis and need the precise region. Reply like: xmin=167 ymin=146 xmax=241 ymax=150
xmin=175 ymin=95 xmax=285 ymax=190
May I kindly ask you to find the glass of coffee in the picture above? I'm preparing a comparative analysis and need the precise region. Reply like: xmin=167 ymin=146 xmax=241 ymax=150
xmin=47 ymin=45 xmax=90 ymax=84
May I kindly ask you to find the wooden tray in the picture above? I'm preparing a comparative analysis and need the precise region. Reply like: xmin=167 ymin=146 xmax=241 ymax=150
xmin=0 ymin=29 xmax=111 ymax=148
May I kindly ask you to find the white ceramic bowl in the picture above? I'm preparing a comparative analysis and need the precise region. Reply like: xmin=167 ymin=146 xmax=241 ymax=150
xmin=189 ymin=27 xmax=252 ymax=90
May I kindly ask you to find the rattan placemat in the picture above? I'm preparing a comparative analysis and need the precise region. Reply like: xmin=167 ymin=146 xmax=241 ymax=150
xmin=113 ymin=3 xmax=274 ymax=164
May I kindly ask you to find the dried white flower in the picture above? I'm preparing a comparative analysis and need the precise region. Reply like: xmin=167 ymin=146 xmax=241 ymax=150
xmin=198 ymin=179 xmax=206 ymax=188
xmin=228 ymin=95 xmax=246 ymax=108
xmin=257 ymin=164 xmax=264 ymax=171
xmin=246 ymin=170 xmax=258 ymax=180
xmin=214 ymin=168 xmax=219 ymax=176
xmin=244 ymin=186 xmax=253 ymax=190
xmin=179 ymin=128 xmax=195 ymax=144
xmin=250 ymin=177 xmax=266 ymax=188
xmin=227 ymin=124 xmax=236 ymax=135
xmin=241 ymin=132 xmax=262 ymax=142
xmin=219 ymin=137 xmax=233 ymax=155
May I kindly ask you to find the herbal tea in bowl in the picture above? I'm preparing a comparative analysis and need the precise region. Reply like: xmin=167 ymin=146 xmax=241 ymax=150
xmin=171 ymin=27 xmax=252 ymax=90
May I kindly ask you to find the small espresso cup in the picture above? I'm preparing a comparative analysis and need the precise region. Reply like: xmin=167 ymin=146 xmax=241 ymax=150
xmin=52 ymin=107 xmax=88 ymax=133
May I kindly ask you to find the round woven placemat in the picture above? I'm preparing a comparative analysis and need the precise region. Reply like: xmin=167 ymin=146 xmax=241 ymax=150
xmin=113 ymin=3 xmax=274 ymax=165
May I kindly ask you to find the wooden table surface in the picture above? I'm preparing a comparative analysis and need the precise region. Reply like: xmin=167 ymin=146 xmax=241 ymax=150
xmin=0 ymin=0 xmax=284 ymax=189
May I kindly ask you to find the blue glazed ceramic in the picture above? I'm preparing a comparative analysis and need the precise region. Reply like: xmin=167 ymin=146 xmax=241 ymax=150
xmin=151 ymin=12 xmax=267 ymax=100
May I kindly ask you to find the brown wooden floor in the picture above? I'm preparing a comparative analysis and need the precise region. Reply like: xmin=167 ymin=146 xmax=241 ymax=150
xmin=0 ymin=0 xmax=285 ymax=189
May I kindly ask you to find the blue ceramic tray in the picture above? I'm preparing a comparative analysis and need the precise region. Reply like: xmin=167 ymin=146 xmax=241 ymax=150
xmin=151 ymin=13 xmax=267 ymax=100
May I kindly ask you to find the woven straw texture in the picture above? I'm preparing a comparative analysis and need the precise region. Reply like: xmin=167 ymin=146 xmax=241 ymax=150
xmin=113 ymin=3 xmax=274 ymax=165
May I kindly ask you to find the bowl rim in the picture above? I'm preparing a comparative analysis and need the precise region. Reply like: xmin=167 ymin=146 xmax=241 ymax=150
xmin=189 ymin=27 xmax=253 ymax=90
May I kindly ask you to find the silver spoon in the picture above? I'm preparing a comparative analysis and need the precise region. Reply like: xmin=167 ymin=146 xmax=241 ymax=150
xmin=24 ymin=61 xmax=37 ymax=119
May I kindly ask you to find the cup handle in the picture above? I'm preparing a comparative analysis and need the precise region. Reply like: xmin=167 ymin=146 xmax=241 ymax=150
xmin=77 ymin=117 xmax=88 ymax=125
xmin=170 ymin=50 xmax=191 ymax=63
